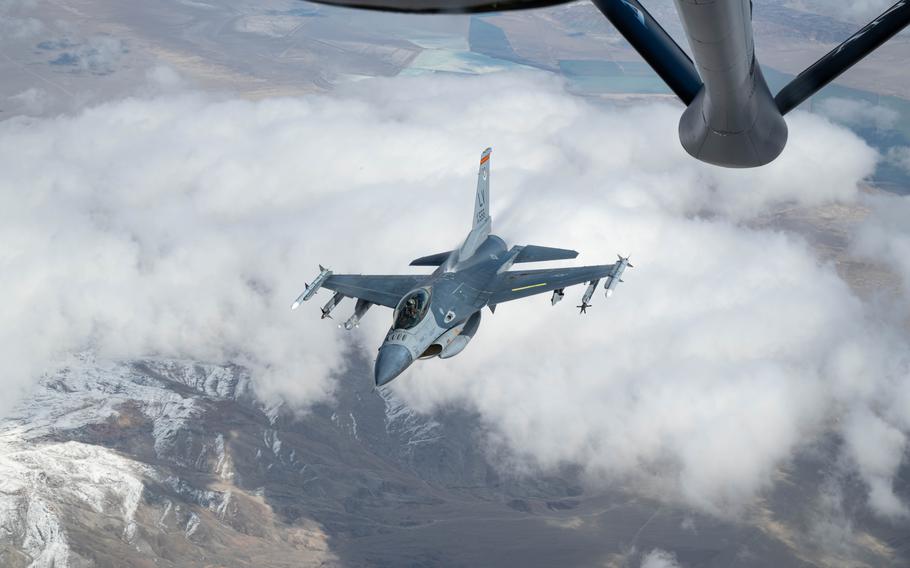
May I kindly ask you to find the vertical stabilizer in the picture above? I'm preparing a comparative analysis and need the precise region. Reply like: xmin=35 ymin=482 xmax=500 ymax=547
xmin=474 ymin=147 xmax=491 ymax=230
xmin=459 ymin=148 xmax=493 ymax=259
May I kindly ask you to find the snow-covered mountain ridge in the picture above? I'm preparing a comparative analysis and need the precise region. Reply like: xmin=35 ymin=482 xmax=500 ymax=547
xmin=3 ymin=355 xmax=905 ymax=568
xmin=0 ymin=357 xmax=341 ymax=567
xmin=0 ymin=353 xmax=507 ymax=567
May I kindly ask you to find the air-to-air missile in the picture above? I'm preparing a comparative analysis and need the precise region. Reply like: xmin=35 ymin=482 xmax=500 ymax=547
xmin=578 ymin=279 xmax=600 ymax=314
xmin=291 ymin=265 xmax=332 ymax=310
xmin=604 ymin=256 xmax=633 ymax=298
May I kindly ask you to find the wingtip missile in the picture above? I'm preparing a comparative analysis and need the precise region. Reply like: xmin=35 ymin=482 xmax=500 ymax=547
xmin=291 ymin=283 xmax=309 ymax=310
xmin=605 ymin=255 xmax=632 ymax=298
xmin=291 ymin=266 xmax=333 ymax=311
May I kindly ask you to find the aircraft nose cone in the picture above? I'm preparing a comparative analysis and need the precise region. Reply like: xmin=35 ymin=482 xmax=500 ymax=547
xmin=374 ymin=344 xmax=413 ymax=386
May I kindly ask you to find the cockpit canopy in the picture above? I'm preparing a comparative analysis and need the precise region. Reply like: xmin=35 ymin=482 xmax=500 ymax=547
xmin=394 ymin=288 xmax=431 ymax=330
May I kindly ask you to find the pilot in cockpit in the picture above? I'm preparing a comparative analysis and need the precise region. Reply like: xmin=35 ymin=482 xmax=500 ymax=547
xmin=402 ymin=297 xmax=418 ymax=320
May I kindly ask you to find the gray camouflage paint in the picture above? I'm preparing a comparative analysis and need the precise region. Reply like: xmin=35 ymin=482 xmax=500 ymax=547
xmin=292 ymin=149 xmax=630 ymax=385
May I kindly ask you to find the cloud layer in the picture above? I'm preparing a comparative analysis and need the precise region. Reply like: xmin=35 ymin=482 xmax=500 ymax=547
xmin=1 ymin=70 xmax=908 ymax=525
xmin=816 ymin=97 xmax=900 ymax=131
xmin=792 ymin=0 xmax=900 ymax=23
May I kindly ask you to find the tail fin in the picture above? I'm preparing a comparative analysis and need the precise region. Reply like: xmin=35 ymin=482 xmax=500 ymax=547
xmin=458 ymin=148 xmax=493 ymax=260
xmin=474 ymin=147 xmax=492 ymax=229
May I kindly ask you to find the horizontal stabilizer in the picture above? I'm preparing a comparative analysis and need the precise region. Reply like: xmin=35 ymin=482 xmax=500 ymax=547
xmin=775 ymin=1 xmax=910 ymax=115
xmin=410 ymin=251 xmax=453 ymax=266
xmin=303 ymin=0 xmax=571 ymax=13
xmin=514 ymin=245 xmax=578 ymax=263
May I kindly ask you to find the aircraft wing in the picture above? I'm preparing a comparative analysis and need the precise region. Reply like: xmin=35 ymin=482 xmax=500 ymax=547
xmin=488 ymin=264 xmax=617 ymax=304
xmin=321 ymin=274 xmax=423 ymax=308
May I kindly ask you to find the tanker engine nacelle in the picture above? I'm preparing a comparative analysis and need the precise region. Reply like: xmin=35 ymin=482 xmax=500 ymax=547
xmin=427 ymin=311 xmax=482 ymax=360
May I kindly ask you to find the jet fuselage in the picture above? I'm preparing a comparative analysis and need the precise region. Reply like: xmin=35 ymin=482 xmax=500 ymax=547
xmin=293 ymin=147 xmax=631 ymax=387
xmin=375 ymin=235 xmax=507 ymax=385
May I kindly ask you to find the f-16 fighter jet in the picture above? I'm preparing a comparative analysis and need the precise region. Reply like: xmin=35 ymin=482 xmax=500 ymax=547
xmin=292 ymin=148 xmax=632 ymax=386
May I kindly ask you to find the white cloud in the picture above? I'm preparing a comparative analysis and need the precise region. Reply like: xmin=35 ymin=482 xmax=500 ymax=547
xmin=144 ymin=66 xmax=184 ymax=90
xmin=791 ymin=0 xmax=898 ymax=23
xmin=0 ymin=70 xmax=906 ymax=522
xmin=840 ymin=0 xmax=897 ymax=22
xmin=853 ymin=193 xmax=910 ymax=301
xmin=8 ymin=87 xmax=51 ymax=115
xmin=641 ymin=549 xmax=681 ymax=568
xmin=394 ymin=217 xmax=877 ymax=514
xmin=0 ymin=0 xmax=44 ymax=40
xmin=815 ymin=98 xmax=900 ymax=131
xmin=844 ymin=410 xmax=908 ymax=518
